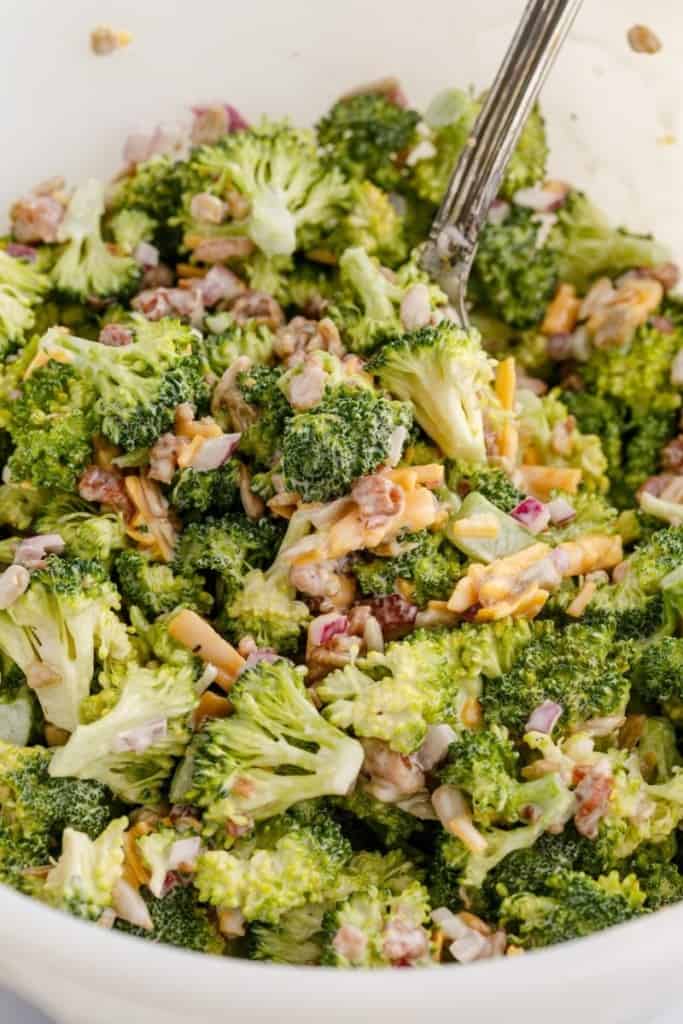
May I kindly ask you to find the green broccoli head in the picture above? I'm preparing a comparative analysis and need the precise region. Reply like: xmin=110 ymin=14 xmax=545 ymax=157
xmin=632 ymin=638 xmax=683 ymax=718
xmin=116 ymin=882 xmax=225 ymax=954
xmin=481 ymin=620 xmax=630 ymax=736
xmin=6 ymin=359 xmax=96 ymax=492
xmin=48 ymin=658 xmax=198 ymax=804
xmin=232 ymin=365 xmax=292 ymax=466
xmin=499 ymin=869 xmax=645 ymax=949
xmin=40 ymin=317 xmax=207 ymax=452
xmin=282 ymin=385 xmax=411 ymax=503
xmin=320 ymin=881 xmax=432 ymax=967
xmin=195 ymin=808 xmax=352 ymax=924
xmin=352 ymin=530 xmax=461 ymax=607
xmin=439 ymin=727 xmax=524 ymax=827
xmin=108 ymin=153 xmax=185 ymax=258
xmin=115 ymin=549 xmax=212 ymax=618
xmin=470 ymin=206 xmax=559 ymax=329
xmin=249 ymin=902 xmax=327 ymax=965
xmin=327 ymin=180 xmax=408 ymax=266
xmin=447 ymin=461 xmax=525 ymax=513
xmin=316 ymin=92 xmax=420 ymax=192
xmin=35 ymin=493 xmax=127 ymax=564
xmin=43 ymin=817 xmax=127 ymax=922
xmin=0 ymin=250 xmax=51 ymax=357
xmin=173 ymin=514 xmax=282 ymax=602
xmin=52 ymin=180 xmax=140 ymax=300
xmin=332 ymin=787 xmax=424 ymax=847
xmin=0 ymin=483 xmax=47 ymax=532
xmin=369 ymin=321 xmax=495 ymax=463
xmin=199 ymin=319 xmax=274 ymax=377
xmin=187 ymin=120 xmax=349 ymax=257
xmin=181 ymin=658 xmax=364 ymax=834
xmin=555 ymin=190 xmax=670 ymax=291
xmin=0 ymin=556 xmax=128 ymax=732
xmin=108 ymin=209 xmax=157 ymax=255
xmin=169 ymin=461 xmax=241 ymax=519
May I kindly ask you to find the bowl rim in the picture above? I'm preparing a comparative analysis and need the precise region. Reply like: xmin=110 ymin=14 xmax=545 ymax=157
xmin=1 ymin=881 xmax=682 ymax=1013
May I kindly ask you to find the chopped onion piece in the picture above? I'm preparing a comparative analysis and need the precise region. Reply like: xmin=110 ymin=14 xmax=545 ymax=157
xmin=168 ymin=836 xmax=201 ymax=871
xmin=511 ymin=497 xmax=550 ymax=534
xmin=189 ymin=433 xmax=240 ymax=471
xmin=416 ymin=724 xmax=456 ymax=771
xmin=112 ymin=718 xmax=167 ymax=754
xmin=113 ymin=880 xmax=153 ymax=931
xmin=387 ymin=426 xmax=409 ymax=467
xmin=526 ymin=700 xmax=563 ymax=735
xmin=431 ymin=784 xmax=469 ymax=827
xmin=547 ymin=497 xmax=575 ymax=525
xmin=134 ymin=241 xmax=159 ymax=267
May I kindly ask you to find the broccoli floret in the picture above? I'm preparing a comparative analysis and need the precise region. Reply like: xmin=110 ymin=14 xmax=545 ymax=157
xmin=6 ymin=360 xmax=96 ymax=492
xmin=282 ymin=385 xmax=411 ymax=503
xmin=195 ymin=809 xmax=351 ymax=924
xmin=320 ymin=881 xmax=432 ymax=967
xmin=115 ymin=549 xmax=212 ymax=618
xmin=501 ymin=106 xmax=549 ymax=199
xmin=0 ymin=250 xmax=51 ymax=357
xmin=0 ymin=556 xmax=128 ymax=732
xmin=52 ymin=180 xmax=140 ymax=300
xmin=108 ymin=154 xmax=185 ymax=257
xmin=316 ymin=92 xmax=420 ymax=192
xmin=584 ymin=526 xmax=683 ymax=638
xmin=327 ymin=180 xmax=408 ymax=267
xmin=0 ymin=741 xmax=121 ymax=889
xmin=333 ymin=788 xmax=424 ymax=847
xmin=481 ymin=620 xmax=630 ymax=736
xmin=555 ymin=191 xmax=670 ymax=291
xmin=169 ymin=460 xmax=241 ymax=518
xmin=38 ymin=317 xmax=207 ymax=452
xmin=447 ymin=461 xmax=524 ymax=513
xmin=328 ymin=246 xmax=444 ymax=354
xmin=224 ymin=507 xmax=312 ymax=653
xmin=186 ymin=120 xmax=349 ymax=257
xmin=173 ymin=514 xmax=282 ymax=602
xmin=200 ymin=318 xmax=274 ymax=377
xmin=352 ymin=530 xmax=461 ymax=606
xmin=318 ymin=621 xmax=532 ymax=753
xmin=629 ymin=853 xmax=683 ymax=911
xmin=35 ymin=493 xmax=126 ymax=564
xmin=181 ymin=658 xmax=363 ymax=834
xmin=108 ymin=209 xmax=157 ymax=255
xmin=470 ymin=206 xmax=559 ymax=329
xmin=636 ymin=717 xmax=682 ymax=784
xmin=232 ymin=365 xmax=292 ymax=466
xmin=560 ymin=390 xmax=623 ymax=481
xmin=632 ymin=639 xmax=683 ymax=719
xmin=43 ymin=817 xmax=127 ymax=922
xmin=0 ymin=483 xmax=47 ymax=531
xmin=116 ymin=882 xmax=225 ymax=954
xmin=249 ymin=902 xmax=327 ymax=964
xmin=369 ymin=321 xmax=495 ymax=463
xmin=499 ymin=869 xmax=644 ymax=949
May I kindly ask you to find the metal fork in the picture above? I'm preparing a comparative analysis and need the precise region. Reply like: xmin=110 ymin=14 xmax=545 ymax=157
xmin=422 ymin=0 xmax=584 ymax=325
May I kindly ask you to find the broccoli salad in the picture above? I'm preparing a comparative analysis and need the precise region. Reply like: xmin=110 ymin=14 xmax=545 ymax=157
xmin=0 ymin=79 xmax=682 ymax=968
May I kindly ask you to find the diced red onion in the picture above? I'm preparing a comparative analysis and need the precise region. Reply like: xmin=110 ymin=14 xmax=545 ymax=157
xmin=6 ymin=243 xmax=37 ymax=262
xmin=387 ymin=426 xmax=408 ymax=467
xmin=547 ymin=497 xmax=576 ymax=524
xmin=191 ymin=103 xmax=249 ymax=132
xmin=368 ymin=594 xmax=418 ymax=638
xmin=309 ymin=612 xmax=349 ymax=647
xmin=240 ymin=649 xmax=279 ymax=675
xmin=112 ymin=718 xmax=167 ymax=754
xmin=511 ymin=497 xmax=550 ymax=534
xmin=513 ymin=182 xmax=569 ymax=213
xmin=0 ymin=564 xmax=30 ymax=609
xmin=671 ymin=349 xmax=683 ymax=387
xmin=415 ymin=724 xmax=456 ymax=771
xmin=432 ymin=907 xmax=467 ymax=941
xmin=133 ymin=241 xmax=159 ymax=268
xmin=113 ymin=880 xmax=153 ymax=931
xmin=487 ymin=200 xmax=510 ymax=226
xmin=168 ymin=836 xmax=201 ymax=871
xmin=526 ymin=700 xmax=563 ymax=734
xmin=188 ymin=433 xmax=241 ymax=471
xmin=14 ymin=533 xmax=65 ymax=570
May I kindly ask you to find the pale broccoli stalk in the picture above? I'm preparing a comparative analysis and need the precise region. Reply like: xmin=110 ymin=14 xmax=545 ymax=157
xmin=0 ymin=250 xmax=51 ymax=352
xmin=0 ymin=557 xmax=127 ymax=733
xmin=52 ymin=179 xmax=140 ymax=300
xmin=43 ymin=817 xmax=128 ymax=922
xmin=185 ymin=658 xmax=364 ymax=834
xmin=194 ymin=812 xmax=351 ymax=924
xmin=225 ymin=507 xmax=312 ymax=654
xmin=49 ymin=661 xmax=198 ymax=804
xmin=369 ymin=322 xmax=495 ymax=463
xmin=193 ymin=121 xmax=349 ymax=257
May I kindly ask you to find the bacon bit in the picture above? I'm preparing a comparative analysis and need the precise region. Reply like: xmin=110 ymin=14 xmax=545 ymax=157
xmin=10 ymin=195 xmax=64 ymax=244
xmin=190 ymin=236 xmax=255 ymax=264
xmin=449 ymin=514 xmax=500 ymax=540
xmin=192 ymin=691 xmax=232 ymax=729
xmin=168 ymin=609 xmax=245 ymax=689
xmin=566 ymin=579 xmax=597 ymax=618
xmin=274 ymin=316 xmax=346 ymax=367
xmin=44 ymin=723 xmax=70 ymax=747
xmin=541 ymin=283 xmax=580 ymax=336
xmin=574 ymin=762 xmax=613 ymax=839
xmin=367 ymin=594 xmax=418 ymax=638
xmin=148 ymin=433 xmax=186 ymax=484
xmin=352 ymin=474 xmax=405 ymax=530
xmin=124 ymin=475 xmax=177 ymax=561
xmin=90 ymin=25 xmax=133 ymax=55
xmin=79 ymin=465 xmax=133 ymax=519
xmin=231 ymin=291 xmax=284 ymax=331
xmin=98 ymin=323 xmax=133 ymax=347
xmin=189 ymin=193 xmax=227 ymax=225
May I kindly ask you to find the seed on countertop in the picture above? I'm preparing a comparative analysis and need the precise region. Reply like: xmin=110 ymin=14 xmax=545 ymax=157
xmin=90 ymin=25 xmax=133 ymax=56
xmin=627 ymin=24 xmax=662 ymax=54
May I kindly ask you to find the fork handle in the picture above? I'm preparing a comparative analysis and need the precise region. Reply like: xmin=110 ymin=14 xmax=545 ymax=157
xmin=423 ymin=0 xmax=583 ymax=320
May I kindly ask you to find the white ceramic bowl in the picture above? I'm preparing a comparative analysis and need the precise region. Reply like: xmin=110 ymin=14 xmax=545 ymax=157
xmin=1 ymin=1 xmax=683 ymax=1021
